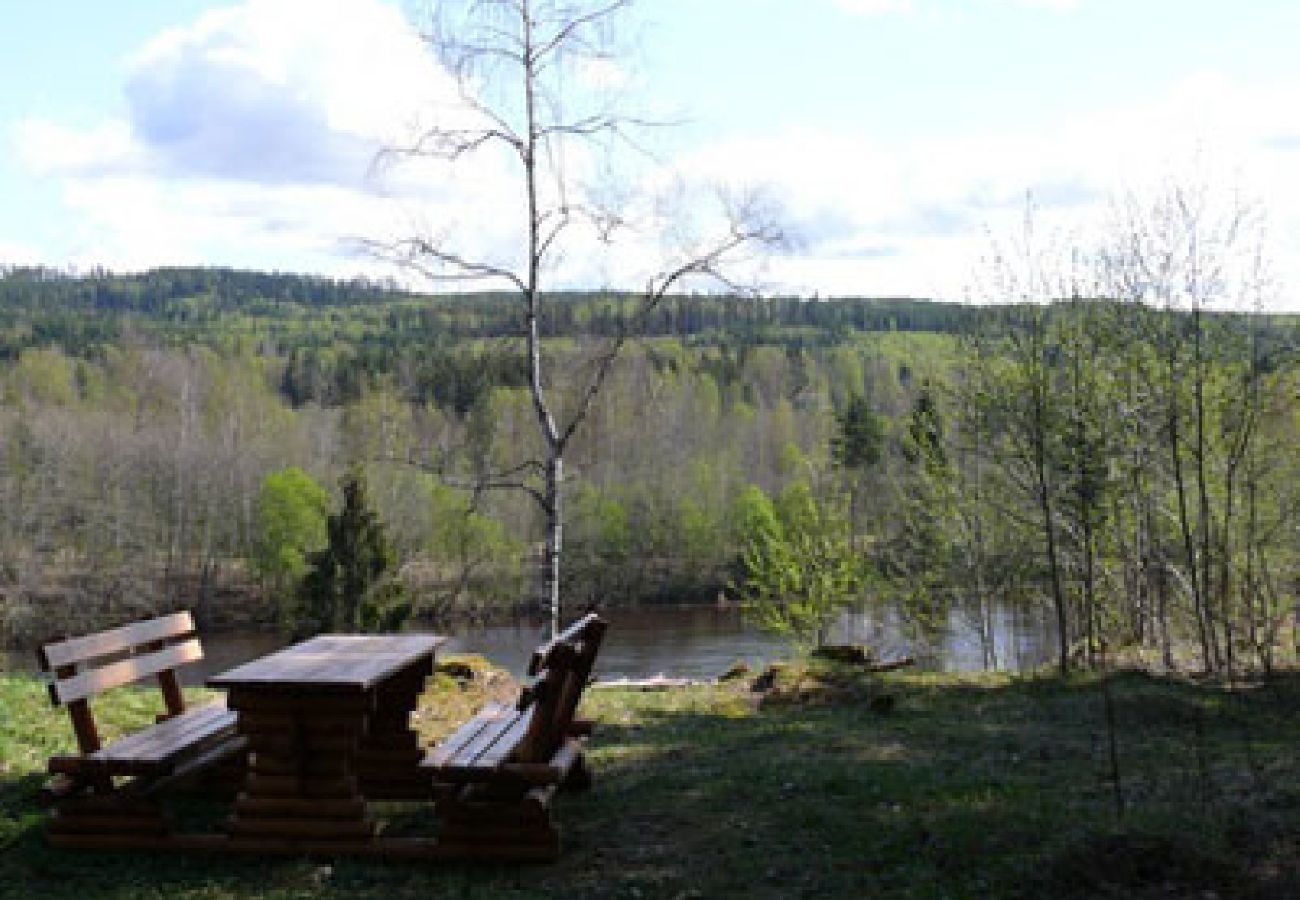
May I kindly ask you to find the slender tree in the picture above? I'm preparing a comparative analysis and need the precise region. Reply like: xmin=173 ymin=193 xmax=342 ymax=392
xmin=831 ymin=393 xmax=884 ymax=550
xmin=379 ymin=0 xmax=783 ymax=634
xmin=1100 ymin=182 xmax=1271 ymax=672
xmin=294 ymin=469 xmax=410 ymax=637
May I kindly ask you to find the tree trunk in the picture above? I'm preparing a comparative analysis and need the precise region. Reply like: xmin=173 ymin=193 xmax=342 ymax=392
xmin=544 ymin=454 xmax=563 ymax=638
xmin=1031 ymin=380 xmax=1069 ymax=677
xmin=1168 ymin=333 xmax=1213 ymax=672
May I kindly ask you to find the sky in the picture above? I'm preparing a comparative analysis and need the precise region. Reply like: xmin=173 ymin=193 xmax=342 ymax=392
xmin=3 ymin=0 xmax=1300 ymax=309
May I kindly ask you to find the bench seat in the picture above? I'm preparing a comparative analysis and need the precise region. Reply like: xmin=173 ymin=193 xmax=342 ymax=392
xmin=425 ymin=703 xmax=531 ymax=776
xmin=48 ymin=698 xmax=239 ymax=778
xmin=423 ymin=613 xmax=605 ymax=791
xmin=415 ymin=614 xmax=606 ymax=859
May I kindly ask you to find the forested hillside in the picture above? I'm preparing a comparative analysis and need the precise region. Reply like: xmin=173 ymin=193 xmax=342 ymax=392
xmin=0 ymin=267 xmax=1296 ymax=674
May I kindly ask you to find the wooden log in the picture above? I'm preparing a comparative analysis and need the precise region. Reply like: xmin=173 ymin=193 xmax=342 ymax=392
xmin=234 ymin=796 xmax=366 ymax=819
xmin=437 ymin=823 xmax=559 ymax=846
xmin=498 ymin=738 xmax=583 ymax=786
xmin=49 ymin=812 xmax=168 ymax=835
xmin=55 ymin=795 xmax=160 ymax=816
xmin=235 ymin=711 xmax=369 ymax=732
xmin=48 ymin=755 xmax=166 ymax=778
xmin=142 ymin=734 xmax=249 ymax=795
xmin=354 ymin=780 xmax=436 ymax=801
xmin=47 ymin=833 xmax=166 ymax=851
xmin=226 ymin=692 xmax=374 ymax=715
xmin=243 ymin=734 xmax=359 ymax=754
xmin=356 ymin=732 xmax=419 ymax=751
xmin=243 ymin=774 xmax=358 ymax=798
xmin=437 ymin=796 xmax=552 ymax=827
xmin=354 ymin=746 xmax=422 ymax=764
xmin=250 ymin=754 xmax=349 ymax=777
xmin=47 ymin=832 xmax=227 ymax=853
xmin=226 ymin=816 xmax=376 ymax=840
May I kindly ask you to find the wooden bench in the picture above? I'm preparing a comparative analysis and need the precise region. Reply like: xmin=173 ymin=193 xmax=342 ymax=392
xmin=422 ymin=612 xmax=607 ymax=858
xmin=37 ymin=611 xmax=246 ymax=846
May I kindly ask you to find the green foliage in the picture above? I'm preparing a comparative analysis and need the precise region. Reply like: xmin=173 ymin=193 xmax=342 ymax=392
xmin=423 ymin=477 xmax=524 ymax=614
xmin=563 ymin=483 xmax=634 ymax=603
xmin=292 ymin=469 xmax=410 ymax=636
xmin=0 ymin=263 xmax=1297 ymax=657
xmin=252 ymin=466 xmax=329 ymax=595
xmin=735 ymin=482 xmax=864 ymax=649
xmin=831 ymin=394 xmax=884 ymax=471
xmin=2 ymin=666 xmax=1299 ymax=898
xmin=903 ymin=381 xmax=946 ymax=471
xmin=730 ymin=484 xmax=783 ymax=549
xmin=8 ymin=347 xmax=78 ymax=407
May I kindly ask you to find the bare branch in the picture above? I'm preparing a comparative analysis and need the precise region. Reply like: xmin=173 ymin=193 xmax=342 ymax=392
xmin=379 ymin=450 xmax=549 ymax=511
xmin=556 ymin=200 xmax=786 ymax=449
xmin=362 ymin=236 xmax=528 ymax=293
xmin=531 ymin=0 xmax=633 ymax=65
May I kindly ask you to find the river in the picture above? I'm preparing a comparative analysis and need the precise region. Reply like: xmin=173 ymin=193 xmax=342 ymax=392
xmin=1 ymin=601 xmax=1056 ymax=682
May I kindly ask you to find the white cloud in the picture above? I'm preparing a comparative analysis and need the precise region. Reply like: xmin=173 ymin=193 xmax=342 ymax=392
xmin=835 ymin=0 xmax=1078 ymax=15
xmin=0 ymin=238 xmax=40 ymax=267
xmin=9 ymin=0 xmax=719 ymax=292
xmin=11 ymin=0 xmax=501 ymax=280
xmin=577 ymin=57 xmax=632 ymax=90
xmin=15 ymin=120 xmax=139 ymax=177
xmin=833 ymin=0 xmax=914 ymax=16
xmin=670 ymin=72 xmax=1300 ymax=307
xmin=989 ymin=0 xmax=1079 ymax=10
xmin=11 ymin=2 xmax=1299 ymax=310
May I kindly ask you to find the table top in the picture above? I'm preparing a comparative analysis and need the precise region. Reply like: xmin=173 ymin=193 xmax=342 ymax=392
xmin=208 ymin=633 xmax=447 ymax=692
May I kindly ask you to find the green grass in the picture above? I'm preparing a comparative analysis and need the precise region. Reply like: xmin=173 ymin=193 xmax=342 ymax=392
xmin=3 ymin=663 xmax=1300 ymax=899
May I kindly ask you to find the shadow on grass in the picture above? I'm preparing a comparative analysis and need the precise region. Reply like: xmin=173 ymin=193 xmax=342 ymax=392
xmin=2 ymin=669 xmax=1299 ymax=899
xmin=561 ymin=670 xmax=1300 ymax=899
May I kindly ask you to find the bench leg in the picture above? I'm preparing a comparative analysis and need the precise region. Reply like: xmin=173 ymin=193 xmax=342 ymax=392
xmin=47 ymin=792 xmax=170 ymax=846
xmin=561 ymin=753 xmax=592 ymax=792
xmin=433 ymin=784 xmax=560 ymax=860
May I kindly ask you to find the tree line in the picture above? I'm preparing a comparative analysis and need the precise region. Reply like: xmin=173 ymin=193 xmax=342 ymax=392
xmin=0 ymin=265 xmax=1296 ymax=673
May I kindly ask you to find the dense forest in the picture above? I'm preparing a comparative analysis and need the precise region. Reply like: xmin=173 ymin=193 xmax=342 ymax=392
xmin=0 ymin=266 xmax=1297 ymax=674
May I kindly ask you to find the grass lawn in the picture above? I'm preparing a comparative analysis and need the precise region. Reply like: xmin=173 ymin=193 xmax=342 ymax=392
xmin=3 ymin=660 xmax=1300 ymax=899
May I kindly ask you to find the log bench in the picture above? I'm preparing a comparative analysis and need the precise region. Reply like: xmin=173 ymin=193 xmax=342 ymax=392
xmin=37 ymin=611 xmax=247 ymax=846
xmin=422 ymin=612 xmax=607 ymax=859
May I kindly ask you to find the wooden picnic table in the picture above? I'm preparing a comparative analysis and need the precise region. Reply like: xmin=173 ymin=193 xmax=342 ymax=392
xmin=208 ymin=633 xmax=447 ymax=850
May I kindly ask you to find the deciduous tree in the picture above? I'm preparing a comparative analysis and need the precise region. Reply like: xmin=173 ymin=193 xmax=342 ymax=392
xmin=380 ymin=0 xmax=784 ymax=635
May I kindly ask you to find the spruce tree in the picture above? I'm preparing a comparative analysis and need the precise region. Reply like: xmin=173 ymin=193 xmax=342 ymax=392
xmin=293 ymin=469 xmax=410 ymax=637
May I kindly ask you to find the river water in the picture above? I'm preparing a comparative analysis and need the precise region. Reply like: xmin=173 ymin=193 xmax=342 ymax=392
xmin=2 ymin=601 xmax=1055 ymax=682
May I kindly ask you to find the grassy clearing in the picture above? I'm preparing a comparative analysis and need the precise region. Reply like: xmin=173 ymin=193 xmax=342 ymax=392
xmin=2 ymin=660 xmax=1300 ymax=899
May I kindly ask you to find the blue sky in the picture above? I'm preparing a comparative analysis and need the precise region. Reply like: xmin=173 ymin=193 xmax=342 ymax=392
xmin=3 ymin=0 xmax=1299 ymax=308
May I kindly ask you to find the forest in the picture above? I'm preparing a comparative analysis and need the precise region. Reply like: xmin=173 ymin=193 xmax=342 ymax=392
xmin=0 ymin=265 xmax=1297 ymax=675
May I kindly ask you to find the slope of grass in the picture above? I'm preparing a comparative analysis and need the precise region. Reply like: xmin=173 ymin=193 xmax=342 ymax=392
xmin=2 ymin=662 xmax=1299 ymax=899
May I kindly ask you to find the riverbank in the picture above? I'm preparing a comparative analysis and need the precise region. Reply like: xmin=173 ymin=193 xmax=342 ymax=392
xmin=3 ymin=661 xmax=1300 ymax=898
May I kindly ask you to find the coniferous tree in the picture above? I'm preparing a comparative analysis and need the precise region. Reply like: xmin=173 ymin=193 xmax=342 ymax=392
xmin=293 ymin=469 xmax=410 ymax=637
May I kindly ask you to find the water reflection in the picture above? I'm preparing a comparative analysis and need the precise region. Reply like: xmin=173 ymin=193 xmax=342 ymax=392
xmin=443 ymin=606 xmax=792 ymax=680
xmin=2 ymin=600 xmax=1056 ymax=682
xmin=831 ymin=600 xmax=1056 ymax=672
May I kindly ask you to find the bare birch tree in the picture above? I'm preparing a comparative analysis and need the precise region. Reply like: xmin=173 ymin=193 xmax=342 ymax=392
xmin=1100 ymin=181 xmax=1272 ymax=672
xmin=376 ymin=0 xmax=784 ymax=635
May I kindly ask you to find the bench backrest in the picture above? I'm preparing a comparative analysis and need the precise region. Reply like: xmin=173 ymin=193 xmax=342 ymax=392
xmin=515 ymin=612 xmax=606 ymax=764
xmin=37 ymin=611 xmax=203 ymax=755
